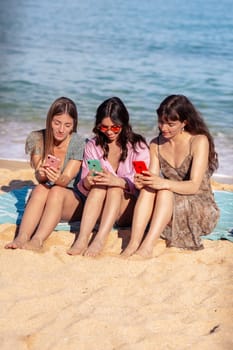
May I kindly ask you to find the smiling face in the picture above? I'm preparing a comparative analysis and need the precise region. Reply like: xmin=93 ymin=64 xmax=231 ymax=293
xmin=51 ymin=113 xmax=74 ymax=142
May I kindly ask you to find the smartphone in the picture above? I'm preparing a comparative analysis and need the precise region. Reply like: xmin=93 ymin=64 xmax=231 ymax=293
xmin=45 ymin=154 xmax=61 ymax=169
xmin=87 ymin=159 xmax=103 ymax=176
xmin=133 ymin=160 xmax=148 ymax=174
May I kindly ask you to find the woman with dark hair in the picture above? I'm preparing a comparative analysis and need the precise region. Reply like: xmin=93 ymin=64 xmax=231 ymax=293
xmin=122 ymin=94 xmax=220 ymax=258
xmin=5 ymin=97 xmax=86 ymax=250
xmin=67 ymin=96 xmax=150 ymax=256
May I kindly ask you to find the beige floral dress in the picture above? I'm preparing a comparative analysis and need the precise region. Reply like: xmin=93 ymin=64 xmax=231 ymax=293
xmin=158 ymin=143 xmax=220 ymax=250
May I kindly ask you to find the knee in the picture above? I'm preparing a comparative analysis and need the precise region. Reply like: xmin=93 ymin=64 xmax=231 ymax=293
xmin=31 ymin=184 xmax=49 ymax=198
xmin=26 ymin=184 xmax=50 ymax=206
xmin=157 ymin=189 xmax=173 ymax=198
xmin=156 ymin=189 xmax=174 ymax=204
xmin=89 ymin=186 xmax=107 ymax=201
xmin=107 ymin=187 xmax=123 ymax=198
xmin=48 ymin=185 xmax=66 ymax=200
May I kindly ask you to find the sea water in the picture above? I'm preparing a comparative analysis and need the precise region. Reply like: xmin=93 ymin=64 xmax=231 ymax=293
xmin=0 ymin=0 xmax=233 ymax=182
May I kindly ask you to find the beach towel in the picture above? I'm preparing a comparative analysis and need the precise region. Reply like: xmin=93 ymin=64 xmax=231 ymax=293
xmin=0 ymin=186 xmax=232 ymax=242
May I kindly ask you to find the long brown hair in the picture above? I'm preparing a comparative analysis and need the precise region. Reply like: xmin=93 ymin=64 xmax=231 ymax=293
xmin=156 ymin=94 xmax=218 ymax=174
xmin=44 ymin=96 xmax=78 ymax=158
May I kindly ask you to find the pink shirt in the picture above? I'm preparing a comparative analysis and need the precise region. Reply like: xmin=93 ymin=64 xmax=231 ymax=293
xmin=77 ymin=137 xmax=150 ymax=196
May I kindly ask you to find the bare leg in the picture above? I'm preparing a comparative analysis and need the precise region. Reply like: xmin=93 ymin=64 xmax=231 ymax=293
xmin=5 ymin=184 xmax=50 ymax=249
xmin=84 ymin=187 xmax=125 ymax=257
xmin=121 ymin=188 xmax=156 ymax=257
xmin=67 ymin=187 xmax=106 ymax=255
xmin=136 ymin=190 xmax=174 ymax=258
xmin=23 ymin=186 xmax=83 ymax=250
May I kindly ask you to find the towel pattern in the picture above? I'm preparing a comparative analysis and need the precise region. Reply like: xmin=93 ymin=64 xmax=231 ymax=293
xmin=0 ymin=187 xmax=232 ymax=241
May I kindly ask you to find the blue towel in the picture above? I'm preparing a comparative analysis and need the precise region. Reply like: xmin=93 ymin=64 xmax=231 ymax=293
xmin=0 ymin=186 xmax=80 ymax=232
xmin=201 ymin=191 xmax=233 ymax=242
xmin=0 ymin=187 xmax=232 ymax=241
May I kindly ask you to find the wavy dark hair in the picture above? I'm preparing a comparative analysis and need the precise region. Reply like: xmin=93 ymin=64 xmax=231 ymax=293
xmin=156 ymin=94 xmax=218 ymax=174
xmin=93 ymin=97 xmax=148 ymax=161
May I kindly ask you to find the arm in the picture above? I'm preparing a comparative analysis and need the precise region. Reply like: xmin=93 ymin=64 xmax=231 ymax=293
xmin=141 ymin=135 xmax=209 ymax=195
xmin=31 ymin=131 xmax=84 ymax=187
xmin=125 ymin=144 xmax=151 ymax=194
xmin=25 ymin=130 xmax=47 ymax=183
xmin=133 ymin=143 xmax=158 ymax=190
xmin=81 ymin=141 xmax=129 ymax=191
xmin=33 ymin=155 xmax=82 ymax=187
xmin=77 ymin=140 xmax=101 ymax=194
xmin=93 ymin=169 xmax=130 ymax=191
xmin=78 ymin=140 xmax=149 ymax=195
xmin=53 ymin=159 xmax=82 ymax=187
xmin=32 ymin=155 xmax=48 ymax=183
xmin=48 ymin=133 xmax=85 ymax=187
xmin=148 ymin=142 xmax=161 ymax=175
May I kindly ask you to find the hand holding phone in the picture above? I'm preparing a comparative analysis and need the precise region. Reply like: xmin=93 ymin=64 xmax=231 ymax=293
xmin=133 ymin=160 xmax=148 ymax=174
xmin=87 ymin=159 xmax=103 ymax=176
xmin=45 ymin=154 xmax=61 ymax=169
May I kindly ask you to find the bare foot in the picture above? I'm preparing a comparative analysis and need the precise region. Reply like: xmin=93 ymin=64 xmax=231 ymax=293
xmin=23 ymin=237 xmax=43 ymax=250
xmin=5 ymin=236 xmax=29 ymax=249
xmin=84 ymin=238 xmax=105 ymax=257
xmin=135 ymin=246 xmax=154 ymax=259
xmin=121 ymin=243 xmax=140 ymax=258
xmin=67 ymin=239 xmax=88 ymax=256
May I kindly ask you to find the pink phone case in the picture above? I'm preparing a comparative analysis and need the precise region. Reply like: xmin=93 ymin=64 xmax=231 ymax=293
xmin=45 ymin=154 xmax=61 ymax=169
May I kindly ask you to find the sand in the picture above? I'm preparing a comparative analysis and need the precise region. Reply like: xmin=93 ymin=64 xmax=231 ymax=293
xmin=0 ymin=159 xmax=233 ymax=350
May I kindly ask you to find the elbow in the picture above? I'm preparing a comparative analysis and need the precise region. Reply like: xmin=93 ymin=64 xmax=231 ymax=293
xmin=191 ymin=183 xmax=201 ymax=194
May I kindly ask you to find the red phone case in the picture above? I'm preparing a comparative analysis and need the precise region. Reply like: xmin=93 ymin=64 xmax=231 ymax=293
xmin=133 ymin=161 xmax=148 ymax=174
